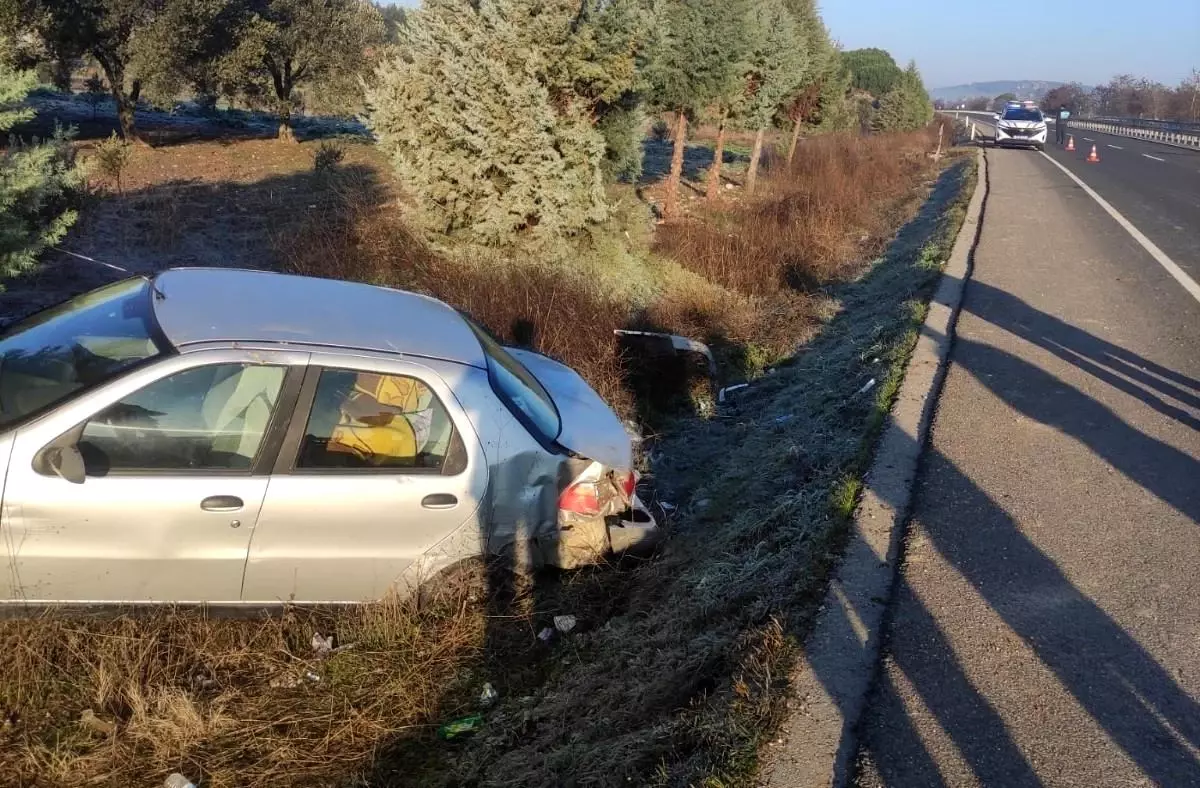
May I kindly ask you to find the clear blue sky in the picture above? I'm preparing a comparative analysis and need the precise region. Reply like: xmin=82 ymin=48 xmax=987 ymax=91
xmin=820 ymin=0 xmax=1198 ymax=88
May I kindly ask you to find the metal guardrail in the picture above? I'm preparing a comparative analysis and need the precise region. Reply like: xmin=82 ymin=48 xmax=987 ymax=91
xmin=1089 ymin=116 xmax=1200 ymax=134
xmin=1069 ymin=118 xmax=1200 ymax=149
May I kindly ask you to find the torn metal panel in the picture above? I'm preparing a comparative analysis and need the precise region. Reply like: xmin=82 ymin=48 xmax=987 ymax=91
xmin=614 ymin=329 xmax=717 ymax=378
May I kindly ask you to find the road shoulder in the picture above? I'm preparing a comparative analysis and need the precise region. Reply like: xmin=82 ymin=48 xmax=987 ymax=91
xmin=758 ymin=146 xmax=987 ymax=788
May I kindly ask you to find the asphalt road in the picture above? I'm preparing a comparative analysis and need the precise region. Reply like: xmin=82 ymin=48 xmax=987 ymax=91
xmin=854 ymin=141 xmax=1200 ymax=785
xmin=966 ymin=114 xmax=1200 ymax=280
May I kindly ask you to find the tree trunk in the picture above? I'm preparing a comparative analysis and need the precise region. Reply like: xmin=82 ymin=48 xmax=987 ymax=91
xmin=664 ymin=111 xmax=687 ymax=219
xmin=746 ymin=126 xmax=766 ymax=194
xmin=706 ymin=110 xmax=727 ymax=201
xmin=51 ymin=57 xmax=72 ymax=93
xmin=277 ymin=102 xmax=296 ymax=141
xmin=95 ymin=53 xmax=137 ymax=141
xmin=787 ymin=116 xmax=803 ymax=167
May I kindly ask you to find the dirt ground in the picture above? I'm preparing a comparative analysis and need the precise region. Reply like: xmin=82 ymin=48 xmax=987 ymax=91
xmin=0 ymin=136 xmax=389 ymax=325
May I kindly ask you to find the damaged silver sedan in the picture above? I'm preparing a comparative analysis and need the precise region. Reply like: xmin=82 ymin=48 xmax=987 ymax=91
xmin=0 ymin=268 xmax=657 ymax=605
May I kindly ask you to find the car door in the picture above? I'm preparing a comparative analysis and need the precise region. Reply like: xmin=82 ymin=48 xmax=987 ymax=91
xmin=0 ymin=349 xmax=306 ymax=603
xmin=242 ymin=354 xmax=488 ymax=603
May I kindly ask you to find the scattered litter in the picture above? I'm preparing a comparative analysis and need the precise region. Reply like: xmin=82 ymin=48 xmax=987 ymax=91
xmin=872 ymin=357 xmax=880 ymax=364
xmin=725 ymin=182 xmax=735 ymax=190
xmin=190 ymin=671 xmax=217 ymax=692
xmin=537 ymin=627 xmax=556 ymax=642
xmin=479 ymin=682 xmax=499 ymax=707
xmin=774 ymin=414 xmax=794 ymax=424
xmin=856 ymin=378 xmax=877 ymax=396
xmin=269 ymin=669 xmax=323 ymax=688
xmin=79 ymin=709 xmax=115 ymax=737
xmin=659 ymin=501 xmax=678 ymax=512
xmin=310 ymin=632 xmax=355 ymax=660
xmin=312 ymin=632 xmax=335 ymax=659
xmin=553 ymin=615 xmax=577 ymax=634
xmin=438 ymin=714 xmax=484 ymax=740
xmin=164 ymin=774 xmax=197 ymax=788
xmin=718 ymin=383 xmax=749 ymax=403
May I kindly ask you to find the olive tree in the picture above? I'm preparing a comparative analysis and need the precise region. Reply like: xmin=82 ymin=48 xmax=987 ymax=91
xmin=227 ymin=0 xmax=384 ymax=140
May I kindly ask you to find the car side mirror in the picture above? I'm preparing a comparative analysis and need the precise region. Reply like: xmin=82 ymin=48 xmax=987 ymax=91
xmin=46 ymin=444 xmax=86 ymax=484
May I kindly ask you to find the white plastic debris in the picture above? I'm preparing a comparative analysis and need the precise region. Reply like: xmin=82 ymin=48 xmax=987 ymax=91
xmin=553 ymin=615 xmax=577 ymax=634
xmin=479 ymin=682 xmax=499 ymax=707
xmin=164 ymin=774 xmax=197 ymax=788
xmin=79 ymin=709 xmax=115 ymax=736
xmin=537 ymin=627 xmax=556 ymax=642
xmin=659 ymin=501 xmax=678 ymax=512
xmin=312 ymin=632 xmax=335 ymax=659
xmin=857 ymin=378 xmax=878 ymax=396
xmin=774 ymin=414 xmax=794 ymax=424
xmin=718 ymin=383 xmax=749 ymax=403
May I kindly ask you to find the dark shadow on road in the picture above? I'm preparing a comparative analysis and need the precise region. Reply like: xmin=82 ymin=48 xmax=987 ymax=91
xmin=964 ymin=281 xmax=1200 ymax=430
xmin=840 ymin=313 xmax=1200 ymax=785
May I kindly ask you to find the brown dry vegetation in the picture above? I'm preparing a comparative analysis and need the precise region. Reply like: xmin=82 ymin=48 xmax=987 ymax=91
xmin=0 ymin=123 xmax=972 ymax=787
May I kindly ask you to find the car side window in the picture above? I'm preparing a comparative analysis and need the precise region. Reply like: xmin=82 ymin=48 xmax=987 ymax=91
xmin=78 ymin=364 xmax=286 ymax=474
xmin=297 ymin=369 xmax=465 ymax=473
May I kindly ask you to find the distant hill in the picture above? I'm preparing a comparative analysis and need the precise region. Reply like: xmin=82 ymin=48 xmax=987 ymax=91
xmin=929 ymin=80 xmax=1076 ymax=102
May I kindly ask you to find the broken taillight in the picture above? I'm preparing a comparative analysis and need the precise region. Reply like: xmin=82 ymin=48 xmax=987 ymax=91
xmin=616 ymin=470 xmax=636 ymax=500
xmin=559 ymin=481 xmax=602 ymax=516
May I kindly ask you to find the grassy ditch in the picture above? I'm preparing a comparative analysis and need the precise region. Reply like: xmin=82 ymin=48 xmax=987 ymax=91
xmin=0 ymin=128 xmax=974 ymax=787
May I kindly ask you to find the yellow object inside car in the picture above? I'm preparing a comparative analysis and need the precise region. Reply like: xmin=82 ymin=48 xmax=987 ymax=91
xmin=327 ymin=373 xmax=434 ymax=465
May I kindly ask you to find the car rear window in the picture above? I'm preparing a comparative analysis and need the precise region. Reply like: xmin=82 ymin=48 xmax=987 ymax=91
xmin=1002 ymin=108 xmax=1043 ymax=122
xmin=462 ymin=318 xmax=562 ymax=445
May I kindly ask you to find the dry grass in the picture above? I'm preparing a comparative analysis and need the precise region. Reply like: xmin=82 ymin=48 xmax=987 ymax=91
xmin=1 ymin=582 xmax=489 ymax=787
xmin=656 ymin=127 xmax=941 ymax=296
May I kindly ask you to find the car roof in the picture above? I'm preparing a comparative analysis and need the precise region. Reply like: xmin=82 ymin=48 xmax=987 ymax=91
xmin=150 ymin=268 xmax=486 ymax=367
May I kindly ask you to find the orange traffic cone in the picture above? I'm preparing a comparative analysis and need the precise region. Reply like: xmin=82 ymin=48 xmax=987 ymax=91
xmin=1086 ymin=144 xmax=1100 ymax=163
xmin=1066 ymin=135 xmax=1075 ymax=151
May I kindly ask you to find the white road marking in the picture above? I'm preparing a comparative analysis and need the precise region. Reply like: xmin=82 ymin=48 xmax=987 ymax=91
xmin=1039 ymin=152 xmax=1200 ymax=306
xmin=1107 ymin=144 xmax=1123 ymax=150
xmin=1083 ymin=137 xmax=1095 ymax=142
xmin=1142 ymin=153 xmax=1165 ymax=162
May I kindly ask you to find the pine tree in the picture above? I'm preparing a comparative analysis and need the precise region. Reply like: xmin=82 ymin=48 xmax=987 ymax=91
xmin=0 ymin=58 xmax=84 ymax=286
xmin=871 ymin=60 xmax=932 ymax=133
xmin=645 ymin=0 xmax=747 ymax=218
xmin=367 ymin=0 xmax=609 ymax=245
xmin=737 ymin=0 xmax=806 ymax=194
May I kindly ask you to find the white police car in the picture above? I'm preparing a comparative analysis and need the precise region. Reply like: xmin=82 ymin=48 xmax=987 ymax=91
xmin=993 ymin=101 xmax=1048 ymax=151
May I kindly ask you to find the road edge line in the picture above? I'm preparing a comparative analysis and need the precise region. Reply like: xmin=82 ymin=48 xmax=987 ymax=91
xmin=759 ymin=147 xmax=988 ymax=788
xmin=1038 ymin=152 xmax=1200 ymax=306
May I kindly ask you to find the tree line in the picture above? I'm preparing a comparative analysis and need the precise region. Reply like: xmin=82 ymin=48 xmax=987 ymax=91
xmin=1043 ymin=73 xmax=1200 ymax=123
xmin=946 ymin=72 xmax=1200 ymax=123
xmin=1 ymin=0 xmax=935 ymax=251
xmin=0 ymin=0 xmax=386 ymax=141
xmin=367 ymin=1 xmax=933 ymax=243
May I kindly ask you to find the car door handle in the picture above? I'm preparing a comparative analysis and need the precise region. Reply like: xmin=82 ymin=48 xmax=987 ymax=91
xmin=201 ymin=495 xmax=244 ymax=513
xmin=421 ymin=494 xmax=458 ymax=510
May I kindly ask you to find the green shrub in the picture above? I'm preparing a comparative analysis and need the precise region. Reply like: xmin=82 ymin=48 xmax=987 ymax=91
xmin=93 ymin=132 xmax=134 ymax=194
xmin=0 ymin=63 xmax=86 ymax=284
